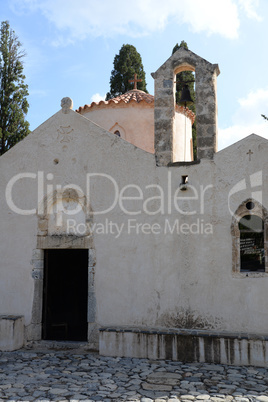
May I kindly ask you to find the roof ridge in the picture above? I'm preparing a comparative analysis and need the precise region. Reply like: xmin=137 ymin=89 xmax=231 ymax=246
xmin=76 ymin=92 xmax=195 ymax=125
xmin=76 ymin=90 xmax=154 ymax=113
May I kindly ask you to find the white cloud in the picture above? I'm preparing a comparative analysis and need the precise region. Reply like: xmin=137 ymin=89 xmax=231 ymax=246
xmin=178 ymin=0 xmax=240 ymax=39
xmin=218 ymin=123 xmax=268 ymax=150
xmin=238 ymin=0 xmax=262 ymax=21
xmin=218 ymin=88 xmax=268 ymax=150
xmin=235 ymin=88 xmax=268 ymax=125
xmin=9 ymin=0 xmax=261 ymax=43
xmin=91 ymin=93 xmax=106 ymax=103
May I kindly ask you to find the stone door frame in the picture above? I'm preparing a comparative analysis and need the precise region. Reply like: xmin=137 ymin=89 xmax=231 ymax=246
xmin=29 ymin=237 xmax=97 ymax=347
xmin=27 ymin=189 xmax=97 ymax=347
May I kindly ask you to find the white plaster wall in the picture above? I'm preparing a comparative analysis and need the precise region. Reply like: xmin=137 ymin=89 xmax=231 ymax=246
xmin=0 ymin=145 xmax=40 ymax=325
xmin=81 ymin=105 xmax=154 ymax=153
xmin=0 ymin=106 xmax=268 ymax=337
xmin=0 ymin=109 xmax=156 ymax=328
xmin=173 ymin=111 xmax=193 ymax=162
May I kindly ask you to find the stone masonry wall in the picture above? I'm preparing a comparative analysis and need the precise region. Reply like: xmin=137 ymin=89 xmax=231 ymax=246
xmin=152 ymin=47 xmax=220 ymax=166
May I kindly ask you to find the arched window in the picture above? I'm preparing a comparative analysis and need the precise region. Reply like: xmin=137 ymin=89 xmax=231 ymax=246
xmin=239 ymin=215 xmax=264 ymax=272
xmin=231 ymin=199 xmax=268 ymax=277
xmin=109 ymin=123 xmax=125 ymax=139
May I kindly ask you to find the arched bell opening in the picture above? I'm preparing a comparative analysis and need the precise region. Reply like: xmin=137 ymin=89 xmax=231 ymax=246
xmin=174 ymin=63 xmax=196 ymax=162
xmin=152 ymin=47 xmax=220 ymax=166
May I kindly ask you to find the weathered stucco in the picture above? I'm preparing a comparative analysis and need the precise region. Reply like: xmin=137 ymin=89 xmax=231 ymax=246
xmin=79 ymin=92 xmax=194 ymax=160
xmin=0 ymin=50 xmax=268 ymax=363
xmin=80 ymin=103 xmax=155 ymax=153
xmin=99 ymin=329 xmax=268 ymax=367
xmin=0 ymin=103 xmax=268 ymax=346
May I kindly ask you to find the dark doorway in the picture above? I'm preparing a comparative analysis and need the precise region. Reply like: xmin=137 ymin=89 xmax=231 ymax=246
xmin=42 ymin=249 xmax=88 ymax=341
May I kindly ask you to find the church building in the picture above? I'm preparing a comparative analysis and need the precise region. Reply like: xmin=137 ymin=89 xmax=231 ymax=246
xmin=0 ymin=47 xmax=268 ymax=367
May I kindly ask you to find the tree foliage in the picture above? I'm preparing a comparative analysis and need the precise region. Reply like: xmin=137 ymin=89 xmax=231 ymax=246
xmin=172 ymin=41 xmax=197 ymax=159
xmin=0 ymin=21 xmax=30 ymax=156
xmin=106 ymin=44 xmax=147 ymax=100
xmin=261 ymin=114 xmax=268 ymax=121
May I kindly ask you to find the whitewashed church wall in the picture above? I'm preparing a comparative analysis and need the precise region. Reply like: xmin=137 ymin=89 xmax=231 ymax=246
xmin=0 ymin=109 xmax=156 ymax=332
xmin=0 ymin=106 xmax=268 ymax=340
xmin=93 ymin=135 xmax=268 ymax=335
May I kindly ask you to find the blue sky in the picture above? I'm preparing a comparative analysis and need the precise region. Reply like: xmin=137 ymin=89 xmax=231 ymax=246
xmin=1 ymin=0 xmax=268 ymax=150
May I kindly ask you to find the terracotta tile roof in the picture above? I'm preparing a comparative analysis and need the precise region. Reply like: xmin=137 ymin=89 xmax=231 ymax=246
xmin=113 ymin=89 xmax=154 ymax=104
xmin=76 ymin=90 xmax=154 ymax=113
xmin=76 ymin=89 xmax=195 ymax=124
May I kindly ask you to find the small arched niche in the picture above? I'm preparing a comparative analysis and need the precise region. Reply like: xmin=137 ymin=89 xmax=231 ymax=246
xmin=109 ymin=123 xmax=126 ymax=140
xmin=38 ymin=187 xmax=92 ymax=239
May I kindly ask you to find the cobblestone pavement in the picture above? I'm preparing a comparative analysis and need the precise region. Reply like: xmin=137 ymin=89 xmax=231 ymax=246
xmin=0 ymin=347 xmax=268 ymax=402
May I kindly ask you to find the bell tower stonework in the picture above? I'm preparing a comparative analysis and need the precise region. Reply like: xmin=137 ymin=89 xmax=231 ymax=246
xmin=152 ymin=47 xmax=220 ymax=166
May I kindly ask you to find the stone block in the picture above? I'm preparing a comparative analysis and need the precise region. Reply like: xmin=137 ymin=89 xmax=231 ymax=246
xmin=142 ymin=382 xmax=172 ymax=391
xmin=155 ymin=140 xmax=172 ymax=154
xmin=100 ymin=327 xmax=268 ymax=367
xmin=207 ymin=125 xmax=217 ymax=136
xmin=197 ymin=137 xmax=215 ymax=148
xmin=31 ymin=279 xmax=43 ymax=323
xmin=155 ymin=108 xmax=174 ymax=120
xmin=31 ymin=268 xmax=43 ymax=280
xmin=155 ymin=152 xmax=172 ymax=167
xmin=155 ymin=120 xmax=173 ymax=134
xmin=25 ymin=323 xmax=42 ymax=341
xmin=38 ymin=219 xmax=48 ymax=231
xmin=196 ymin=114 xmax=215 ymax=125
xmin=87 ymin=290 xmax=96 ymax=322
xmin=88 ymin=322 xmax=99 ymax=348
xmin=197 ymin=148 xmax=215 ymax=160
xmin=163 ymin=79 xmax=173 ymax=88
xmin=0 ymin=315 xmax=24 ymax=351
xmin=154 ymin=96 xmax=174 ymax=108
xmin=88 ymin=248 xmax=96 ymax=267
xmin=32 ymin=249 xmax=44 ymax=260
xmin=31 ymin=259 xmax=44 ymax=269
xmin=153 ymin=47 xmax=220 ymax=165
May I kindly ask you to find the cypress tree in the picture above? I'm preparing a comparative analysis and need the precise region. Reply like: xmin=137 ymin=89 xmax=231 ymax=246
xmin=0 ymin=21 xmax=30 ymax=156
xmin=106 ymin=44 xmax=147 ymax=100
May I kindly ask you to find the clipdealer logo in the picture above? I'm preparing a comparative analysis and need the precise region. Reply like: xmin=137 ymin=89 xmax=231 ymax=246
xmin=4 ymin=171 xmax=227 ymax=237
xmin=5 ymin=169 xmax=264 ymax=238
xmin=5 ymin=171 xmax=213 ymax=217
xmin=66 ymin=217 xmax=213 ymax=238
xmin=228 ymin=170 xmax=262 ymax=218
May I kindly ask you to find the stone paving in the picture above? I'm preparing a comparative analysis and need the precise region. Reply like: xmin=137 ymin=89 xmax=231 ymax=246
xmin=0 ymin=346 xmax=268 ymax=402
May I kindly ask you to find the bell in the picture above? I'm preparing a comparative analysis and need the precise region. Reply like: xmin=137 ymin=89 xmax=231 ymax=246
xmin=178 ymin=84 xmax=193 ymax=106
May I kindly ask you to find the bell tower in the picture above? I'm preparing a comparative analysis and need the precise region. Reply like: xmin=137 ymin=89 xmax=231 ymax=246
xmin=151 ymin=47 xmax=220 ymax=166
